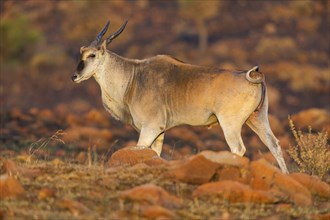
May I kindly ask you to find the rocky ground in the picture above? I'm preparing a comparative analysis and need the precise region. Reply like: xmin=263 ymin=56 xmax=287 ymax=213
xmin=1 ymin=1 xmax=329 ymax=219
xmin=0 ymin=108 xmax=329 ymax=219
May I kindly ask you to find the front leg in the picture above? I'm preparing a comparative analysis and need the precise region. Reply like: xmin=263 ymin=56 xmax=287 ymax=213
xmin=151 ymin=133 xmax=164 ymax=156
xmin=135 ymin=126 xmax=163 ymax=155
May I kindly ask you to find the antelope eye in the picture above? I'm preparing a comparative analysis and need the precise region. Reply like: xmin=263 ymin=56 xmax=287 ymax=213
xmin=88 ymin=54 xmax=96 ymax=58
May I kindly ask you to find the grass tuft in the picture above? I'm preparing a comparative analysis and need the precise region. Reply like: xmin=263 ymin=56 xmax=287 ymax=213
xmin=28 ymin=130 xmax=65 ymax=161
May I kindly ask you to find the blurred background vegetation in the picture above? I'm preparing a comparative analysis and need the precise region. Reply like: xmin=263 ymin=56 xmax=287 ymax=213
xmin=0 ymin=0 xmax=329 ymax=119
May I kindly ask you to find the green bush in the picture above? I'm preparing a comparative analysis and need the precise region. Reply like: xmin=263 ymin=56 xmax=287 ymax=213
xmin=0 ymin=14 xmax=43 ymax=63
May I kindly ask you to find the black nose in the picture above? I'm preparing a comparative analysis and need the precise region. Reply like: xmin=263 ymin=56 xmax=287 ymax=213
xmin=71 ymin=74 xmax=78 ymax=81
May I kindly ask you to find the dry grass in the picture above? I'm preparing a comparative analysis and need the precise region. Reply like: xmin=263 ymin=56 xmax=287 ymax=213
xmin=287 ymin=116 xmax=330 ymax=181
xmin=28 ymin=130 xmax=65 ymax=161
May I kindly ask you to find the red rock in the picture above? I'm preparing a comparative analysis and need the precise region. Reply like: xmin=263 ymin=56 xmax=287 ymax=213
xmin=170 ymin=151 xmax=249 ymax=184
xmin=216 ymin=166 xmax=251 ymax=184
xmin=108 ymin=148 xmax=165 ymax=167
xmin=217 ymin=166 xmax=241 ymax=181
xmin=0 ymin=174 xmax=25 ymax=199
xmin=250 ymin=159 xmax=312 ymax=206
xmin=141 ymin=205 xmax=177 ymax=219
xmin=166 ymin=159 xmax=185 ymax=170
xmin=58 ymin=198 xmax=91 ymax=216
xmin=38 ymin=188 xmax=56 ymax=199
xmin=252 ymin=152 xmax=277 ymax=166
xmin=290 ymin=172 xmax=330 ymax=199
xmin=119 ymin=184 xmax=182 ymax=208
xmin=193 ymin=180 xmax=278 ymax=204
xmin=200 ymin=151 xmax=250 ymax=168
xmin=170 ymin=154 xmax=220 ymax=184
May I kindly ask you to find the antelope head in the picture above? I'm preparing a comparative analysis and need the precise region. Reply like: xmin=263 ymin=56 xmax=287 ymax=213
xmin=72 ymin=20 xmax=128 ymax=83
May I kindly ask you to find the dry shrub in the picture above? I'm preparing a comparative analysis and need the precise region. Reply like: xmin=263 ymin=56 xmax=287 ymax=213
xmin=287 ymin=117 xmax=330 ymax=181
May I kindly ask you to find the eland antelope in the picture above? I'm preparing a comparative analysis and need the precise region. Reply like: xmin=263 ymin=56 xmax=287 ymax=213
xmin=72 ymin=20 xmax=288 ymax=173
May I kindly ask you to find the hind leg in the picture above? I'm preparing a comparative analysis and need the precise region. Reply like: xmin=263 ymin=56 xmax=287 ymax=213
xmin=247 ymin=111 xmax=289 ymax=173
xmin=217 ymin=115 xmax=246 ymax=156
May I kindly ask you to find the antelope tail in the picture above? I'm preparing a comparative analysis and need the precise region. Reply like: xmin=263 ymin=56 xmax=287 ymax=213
xmin=245 ymin=66 xmax=266 ymax=112
xmin=245 ymin=66 xmax=264 ymax=84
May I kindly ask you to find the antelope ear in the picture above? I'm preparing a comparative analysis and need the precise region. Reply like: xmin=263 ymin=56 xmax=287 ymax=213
xmin=99 ymin=40 xmax=107 ymax=55
xmin=80 ymin=46 xmax=86 ymax=54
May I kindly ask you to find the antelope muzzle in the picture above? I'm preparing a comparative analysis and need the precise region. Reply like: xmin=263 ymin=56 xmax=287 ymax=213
xmin=71 ymin=73 xmax=78 ymax=82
